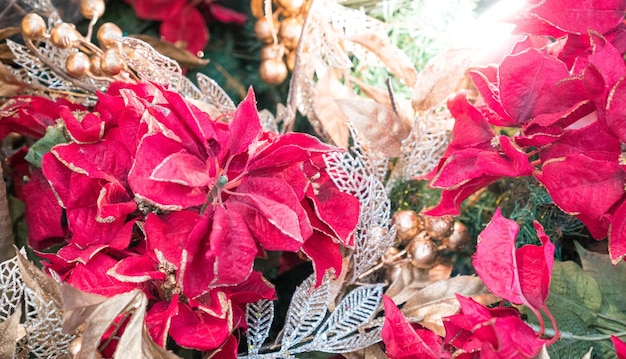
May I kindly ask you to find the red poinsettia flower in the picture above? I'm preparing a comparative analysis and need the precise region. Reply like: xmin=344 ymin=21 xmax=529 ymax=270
xmin=381 ymin=295 xmax=443 ymax=359
xmin=443 ymin=294 xmax=547 ymax=359
xmin=8 ymin=81 xmax=359 ymax=352
xmin=125 ymin=0 xmax=246 ymax=56
xmin=423 ymin=92 xmax=533 ymax=216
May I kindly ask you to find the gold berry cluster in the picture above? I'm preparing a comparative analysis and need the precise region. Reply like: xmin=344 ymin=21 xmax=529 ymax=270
xmin=383 ymin=210 xmax=470 ymax=281
xmin=252 ymin=0 xmax=308 ymax=85
xmin=20 ymin=0 xmax=133 ymax=82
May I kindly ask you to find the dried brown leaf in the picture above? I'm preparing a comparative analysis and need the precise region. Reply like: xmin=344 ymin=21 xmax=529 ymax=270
xmin=313 ymin=69 xmax=350 ymax=148
xmin=129 ymin=35 xmax=209 ymax=70
xmin=0 ymin=64 xmax=27 ymax=98
xmin=337 ymin=97 xmax=410 ymax=157
xmin=411 ymin=48 xmax=477 ymax=112
xmin=341 ymin=343 xmax=388 ymax=359
xmin=328 ymin=255 xmax=352 ymax=311
xmin=250 ymin=0 xmax=265 ymax=19
xmin=15 ymin=248 xmax=63 ymax=309
xmin=402 ymin=276 xmax=498 ymax=336
xmin=348 ymin=33 xmax=417 ymax=88
xmin=0 ymin=44 xmax=15 ymax=64
xmin=61 ymin=283 xmax=108 ymax=334
xmin=62 ymin=287 xmax=180 ymax=359
xmin=0 ymin=167 xmax=14 ymax=262
xmin=384 ymin=259 xmax=453 ymax=305
xmin=348 ymin=75 xmax=413 ymax=129
xmin=0 ymin=307 xmax=20 ymax=358
xmin=0 ymin=27 xmax=19 ymax=41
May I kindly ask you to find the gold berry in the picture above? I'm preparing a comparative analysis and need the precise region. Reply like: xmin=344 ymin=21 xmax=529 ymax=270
xmin=260 ymin=44 xmax=284 ymax=61
xmin=407 ymin=237 xmax=438 ymax=269
xmin=423 ymin=214 xmax=454 ymax=239
xmin=20 ymin=13 xmax=46 ymax=40
xmin=286 ymin=50 xmax=296 ymax=71
xmin=254 ymin=18 xmax=275 ymax=44
xmin=101 ymin=49 xmax=124 ymax=76
xmin=392 ymin=210 xmax=422 ymax=245
xmin=382 ymin=247 xmax=400 ymax=266
xmin=97 ymin=22 xmax=123 ymax=49
xmin=89 ymin=54 xmax=103 ymax=76
xmin=50 ymin=23 xmax=80 ymax=49
xmin=68 ymin=337 xmax=82 ymax=357
xmin=443 ymin=222 xmax=470 ymax=251
xmin=279 ymin=17 xmax=302 ymax=50
xmin=276 ymin=0 xmax=306 ymax=15
xmin=80 ymin=0 xmax=105 ymax=19
xmin=66 ymin=52 xmax=90 ymax=78
xmin=259 ymin=58 xmax=288 ymax=85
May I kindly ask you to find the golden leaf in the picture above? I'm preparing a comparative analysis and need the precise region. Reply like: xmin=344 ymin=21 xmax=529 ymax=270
xmin=401 ymin=276 xmax=498 ymax=336
xmin=384 ymin=259 xmax=453 ymax=305
xmin=0 ymin=64 xmax=28 ymax=98
xmin=62 ymin=286 xmax=180 ymax=359
xmin=313 ymin=69 xmax=350 ymax=148
xmin=0 ymin=307 xmax=20 ymax=358
xmin=0 ymin=27 xmax=19 ymax=41
xmin=337 ymin=97 xmax=410 ymax=157
xmin=411 ymin=48 xmax=477 ymax=112
xmin=129 ymin=35 xmax=209 ymax=70
xmin=250 ymin=0 xmax=265 ymax=19
xmin=348 ymin=33 xmax=418 ymax=88
xmin=341 ymin=343 xmax=388 ymax=359
xmin=349 ymin=75 xmax=413 ymax=129
xmin=16 ymin=248 xmax=63 ymax=310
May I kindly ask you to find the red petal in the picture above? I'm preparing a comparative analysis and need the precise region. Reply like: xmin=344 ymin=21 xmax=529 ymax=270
xmin=529 ymin=0 xmax=625 ymax=35
xmin=129 ymin=133 xmax=207 ymax=209
xmin=609 ymin=200 xmax=626 ymax=263
xmin=96 ymin=182 xmax=136 ymax=223
xmin=603 ymin=77 xmax=626 ymax=143
xmin=145 ymin=211 xmax=198 ymax=269
xmin=535 ymin=153 xmax=625 ymax=239
xmin=228 ymin=88 xmax=262 ymax=156
xmin=150 ymin=151 xmax=213 ymax=187
xmin=477 ymin=316 xmax=545 ymax=358
xmin=612 ymin=335 xmax=626 ymax=359
xmin=515 ymin=221 xmax=556 ymax=310
xmin=108 ymin=255 xmax=165 ymax=283
xmin=248 ymin=133 xmax=336 ymax=172
xmin=209 ymin=4 xmax=247 ymax=25
xmin=160 ymin=5 xmax=209 ymax=56
xmin=61 ymin=107 xmax=105 ymax=143
xmin=306 ymin=174 xmax=359 ymax=245
xmin=539 ymin=120 xmax=620 ymax=162
xmin=130 ymin=0 xmax=186 ymax=20
xmin=301 ymin=232 xmax=343 ymax=286
xmin=209 ymin=207 xmax=257 ymax=286
xmin=23 ymin=170 xmax=65 ymax=250
xmin=382 ymin=295 xmax=442 ymax=359
xmin=447 ymin=92 xmax=495 ymax=150
xmin=67 ymin=253 xmax=139 ymax=296
xmin=66 ymin=207 xmax=134 ymax=249
xmin=146 ymin=296 xmax=179 ymax=347
xmin=474 ymin=209 xmax=555 ymax=311
xmin=229 ymin=176 xmax=312 ymax=250
xmin=499 ymin=49 xmax=571 ymax=125
xmin=169 ymin=303 xmax=231 ymax=351
xmin=474 ymin=209 xmax=526 ymax=306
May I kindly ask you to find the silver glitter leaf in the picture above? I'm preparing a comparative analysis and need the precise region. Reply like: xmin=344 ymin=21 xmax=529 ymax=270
xmin=7 ymin=39 xmax=74 ymax=90
xmin=0 ymin=255 xmax=22 ymax=322
xmin=312 ymin=326 xmax=382 ymax=353
xmin=196 ymin=73 xmax=236 ymax=114
xmin=323 ymin=151 xmax=394 ymax=281
xmin=281 ymin=274 xmax=331 ymax=350
xmin=388 ymin=108 xmax=451 ymax=186
xmin=121 ymin=36 xmax=183 ymax=88
xmin=311 ymin=284 xmax=383 ymax=350
xmin=246 ymin=299 xmax=274 ymax=355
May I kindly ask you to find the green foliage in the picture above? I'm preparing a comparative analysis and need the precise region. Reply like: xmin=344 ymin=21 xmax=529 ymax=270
xmin=24 ymin=126 xmax=66 ymax=168
xmin=538 ymin=244 xmax=626 ymax=358
xmin=388 ymin=179 xmax=441 ymax=214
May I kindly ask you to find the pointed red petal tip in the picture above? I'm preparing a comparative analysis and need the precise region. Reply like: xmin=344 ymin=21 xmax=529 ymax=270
xmin=474 ymin=208 xmax=555 ymax=312
xmin=382 ymin=295 xmax=442 ymax=359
